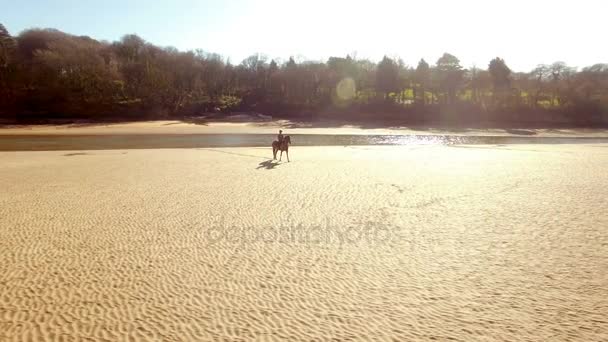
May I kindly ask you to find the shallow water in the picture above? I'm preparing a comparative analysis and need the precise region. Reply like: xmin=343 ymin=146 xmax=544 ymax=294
xmin=1 ymin=133 xmax=608 ymax=151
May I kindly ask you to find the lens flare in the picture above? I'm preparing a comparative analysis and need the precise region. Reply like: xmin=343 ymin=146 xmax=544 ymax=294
xmin=336 ymin=77 xmax=356 ymax=101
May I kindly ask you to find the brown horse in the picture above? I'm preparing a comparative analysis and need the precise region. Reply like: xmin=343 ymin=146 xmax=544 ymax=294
xmin=272 ymin=135 xmax=291 ymax=162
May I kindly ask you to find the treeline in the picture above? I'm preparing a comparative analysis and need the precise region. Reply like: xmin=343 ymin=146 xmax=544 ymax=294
xmin=1 ymin=24 xmax=607 ymax=126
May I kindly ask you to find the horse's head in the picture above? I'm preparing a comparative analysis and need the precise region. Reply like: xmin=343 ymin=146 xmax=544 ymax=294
xmin=285 ymin=135 xmax=291 ymax=144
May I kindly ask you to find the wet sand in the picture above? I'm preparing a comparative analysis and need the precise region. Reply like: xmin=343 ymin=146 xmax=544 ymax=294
xmin=1 ymin=144 xmax=607 ymax=341
xmin=2 ymin=120 xmax=608 ymax=137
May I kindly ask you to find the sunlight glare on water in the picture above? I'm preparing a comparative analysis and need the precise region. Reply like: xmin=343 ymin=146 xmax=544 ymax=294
xmin=372 ymin=135 xmax=467 ymax=145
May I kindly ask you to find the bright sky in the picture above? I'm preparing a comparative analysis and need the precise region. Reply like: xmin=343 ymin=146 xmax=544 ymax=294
xmin=2 ymin=0 xmax=606 ymax=71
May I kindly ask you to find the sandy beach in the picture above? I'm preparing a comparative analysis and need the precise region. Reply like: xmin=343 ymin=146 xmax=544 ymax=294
xmin=1 ymin=144 xmax=607 ymax=341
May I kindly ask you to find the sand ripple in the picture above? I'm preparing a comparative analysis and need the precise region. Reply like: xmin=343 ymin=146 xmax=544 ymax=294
xmin=1 ymin=145 xmax=607 ymax=341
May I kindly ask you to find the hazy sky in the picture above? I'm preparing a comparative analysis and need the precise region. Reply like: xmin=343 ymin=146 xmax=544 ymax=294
xmin=2 ymin=0 xmax=606 ymax=71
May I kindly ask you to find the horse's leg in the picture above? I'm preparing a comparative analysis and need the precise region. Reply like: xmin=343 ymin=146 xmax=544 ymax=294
xmin=272 ymin=145 xmax=277 ymax=159
xmin=279 ymin=149 xmax=283 ymax=161
xmin=286 ymin=149 xmax=289 ymax=162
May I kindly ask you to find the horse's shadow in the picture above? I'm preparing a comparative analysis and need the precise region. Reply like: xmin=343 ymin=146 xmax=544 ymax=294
xmin=256 ymin=160 xmax=280 ymax=170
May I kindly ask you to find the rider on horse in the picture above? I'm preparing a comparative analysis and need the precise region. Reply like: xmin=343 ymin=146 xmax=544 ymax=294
xmin=277 ymin=130 xmax=284 ymax=145
xmin=272 ymin=130 xmax=290 ymax=162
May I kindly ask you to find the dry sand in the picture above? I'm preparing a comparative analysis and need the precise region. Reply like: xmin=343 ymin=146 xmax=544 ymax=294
xmin=1 ymin=144 xmax=607 ymax=341
xmin=2 ymin=120 xmax=608 ymax=137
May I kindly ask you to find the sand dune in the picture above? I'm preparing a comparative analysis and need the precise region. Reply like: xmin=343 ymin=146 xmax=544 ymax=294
xmin=1 ymin=145 xmax=607 ymax=341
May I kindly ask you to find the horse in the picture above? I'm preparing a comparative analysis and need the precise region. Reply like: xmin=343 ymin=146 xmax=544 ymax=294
xmin=272 ymin=135 xmax=291 ymax=162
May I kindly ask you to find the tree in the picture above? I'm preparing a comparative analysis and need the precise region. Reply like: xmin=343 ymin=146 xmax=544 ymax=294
xmin=0 ymin=23 xmax=607 ymax=126
xmin=488 ymin=57 xmax=511 ymax=89
xmin=269 ymin=59 xmax=278 ymax=74
xmin=548 ymin=61 xmax=575 ymax=106
xmin=0 ymin=23 xmax=16 ymax=68
xmin=241 ymin=53 xmax=267 ymax=72
xmin=488 ymin=57 xmax=511 ymax=106
xmin=435 ymin=53 xmax=464 ymax=104
xmin=576 ymin=64 xmax=608 ymax=102
xmin=414 ymin=59 xmax=430 ymax=105
xmin=395 ymin=58 xmax=412 ymax=104
xmin=285 ymin=57 xmax=296 ymax=69
xmin=376 ymin=56 xmax=398 ymax=100
xmin=529 ymin=64 xmax=550 ymax=107
xmin=470 ymin=68 xmax=492 ymax=106
xmin=0 ymin=23 xmax=18 ymax=111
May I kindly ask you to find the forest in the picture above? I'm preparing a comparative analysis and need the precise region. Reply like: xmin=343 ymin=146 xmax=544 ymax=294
xmin=1 ymin=23 xmax=607 ymax=126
